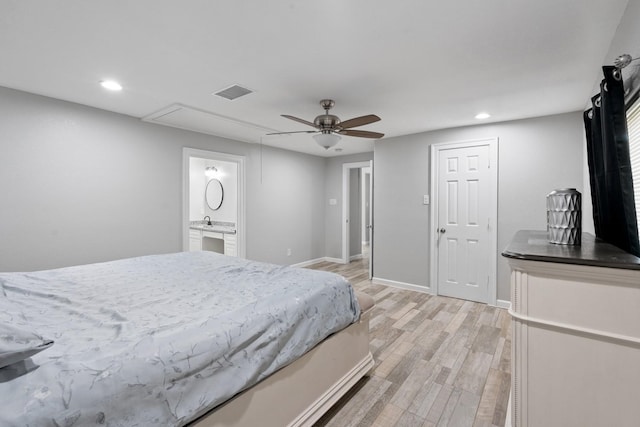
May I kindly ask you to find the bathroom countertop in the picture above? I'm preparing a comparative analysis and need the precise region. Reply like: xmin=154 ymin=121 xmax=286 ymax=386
xmin=190 ymin=221 xmax=236 ymax=235
xmin=502 ymin=230 xmax=640 ymax=270
xmin=190 ymin=225 xmax=236 ymax=234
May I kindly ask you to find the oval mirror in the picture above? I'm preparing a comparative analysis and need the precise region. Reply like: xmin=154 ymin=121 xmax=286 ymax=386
xmin=205 ymin=179 xmax=224 ymax=210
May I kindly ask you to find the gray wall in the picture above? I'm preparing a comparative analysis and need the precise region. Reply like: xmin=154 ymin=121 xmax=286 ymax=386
xmin=0 ymin=87 xmax=325 ymax=271
xmin=373 ymin=112 xmax=585 ymax=301
xmin=246 ymin=143 xmax=326 ymax=265
xmin=324 ymin=153 xmax=374 ymax=259
xmin=0 ymin=85 xmax=588 ymax=304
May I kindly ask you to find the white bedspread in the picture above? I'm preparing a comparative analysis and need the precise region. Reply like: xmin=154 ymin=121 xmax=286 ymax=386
xmin=0 ymin=251 xmax=360 ymax=426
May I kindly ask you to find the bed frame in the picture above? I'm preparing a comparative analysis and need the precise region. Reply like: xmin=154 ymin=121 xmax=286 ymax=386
xmin=190 ymin=296 xmax=374 ymax=427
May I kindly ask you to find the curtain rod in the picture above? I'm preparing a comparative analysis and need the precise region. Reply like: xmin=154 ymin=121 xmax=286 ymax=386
xmin=613 ymin=54 xmax=640 ymax=106
xmin=611 ymin=53 xmax=640 ymax=82
xmin=614 ymin=53 xmax=639 ymax=69
xmin=589 ymin=54 xmax=639 ymax=110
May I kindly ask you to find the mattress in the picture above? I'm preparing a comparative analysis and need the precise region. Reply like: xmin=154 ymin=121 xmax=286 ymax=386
xmin=0 ymin=251 xmax=360 ymax=427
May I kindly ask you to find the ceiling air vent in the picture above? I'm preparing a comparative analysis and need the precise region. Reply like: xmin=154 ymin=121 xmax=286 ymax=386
xmin=213 ymin=84 xmax=253 ymax=100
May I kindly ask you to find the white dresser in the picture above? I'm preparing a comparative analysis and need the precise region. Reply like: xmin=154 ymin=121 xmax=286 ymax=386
xmin=503 ymin=230 xmax=640 ymax=427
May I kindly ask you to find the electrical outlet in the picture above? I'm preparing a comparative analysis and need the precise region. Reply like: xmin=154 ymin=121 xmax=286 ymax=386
xmin=287 ymin=248 xmax=292 ymax=256
xmin=423 ymin=195 xmax=430 ymax=205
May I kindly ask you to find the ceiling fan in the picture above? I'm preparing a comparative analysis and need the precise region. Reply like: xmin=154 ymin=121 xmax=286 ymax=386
xmin=268 ymin=99 xmax=385 ymax=149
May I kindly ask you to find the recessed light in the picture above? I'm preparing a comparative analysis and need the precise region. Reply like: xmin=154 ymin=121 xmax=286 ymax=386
xmin=100 ymin=80 xmax=123 ymax=91
xmin=475 ymin=112 xmax=491 ymax=120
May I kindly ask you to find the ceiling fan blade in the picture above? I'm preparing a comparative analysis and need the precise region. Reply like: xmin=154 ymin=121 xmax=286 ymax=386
xmin=266 ymin=130 xmax=318 ymax=135
xmin=338 ymin=129 xmax=385 ymax=139
xmin=281 ymin=114 xmax=317 ymax=128
xmin=339 ymin=114 xmax=381 ymax=129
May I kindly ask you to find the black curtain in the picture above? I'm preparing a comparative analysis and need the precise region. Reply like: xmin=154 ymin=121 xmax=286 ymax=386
xmin=584 ymin=65 xmax=640 ymax=256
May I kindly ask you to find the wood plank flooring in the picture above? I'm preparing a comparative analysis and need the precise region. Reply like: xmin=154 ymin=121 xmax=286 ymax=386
xmin=307 ymin=258 xmax=511 ymax=427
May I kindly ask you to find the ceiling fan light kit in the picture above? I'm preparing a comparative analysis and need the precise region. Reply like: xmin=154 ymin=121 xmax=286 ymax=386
xmin=313 ymin=132 xmax=341 ymax=149
xmin=270 ymin=99 xmax=385 ymax=149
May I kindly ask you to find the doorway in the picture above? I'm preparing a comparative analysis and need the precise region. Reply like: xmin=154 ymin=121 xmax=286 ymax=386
xmin=429 ymin=139 xmax=498 ymax=305
xmin=182 ymin=148 xmax=246 ymax=258
xmin=342 ymin=160 xmax=373 ymax=278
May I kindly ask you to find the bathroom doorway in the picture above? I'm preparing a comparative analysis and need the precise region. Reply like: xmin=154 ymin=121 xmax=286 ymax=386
xmin=342 ymin=160 xmax=373 ymax=278
xmin=182 ymin=148 xmax=246 ymax=258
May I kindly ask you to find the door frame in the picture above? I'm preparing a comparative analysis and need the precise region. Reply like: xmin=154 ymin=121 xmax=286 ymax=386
xmin=342 ymin=160 xmax=373 ymax=276
xmin=429 ymin=138 xmax=498 ymax=305
xmin=182 ymin=148 xmax=246 ymax=258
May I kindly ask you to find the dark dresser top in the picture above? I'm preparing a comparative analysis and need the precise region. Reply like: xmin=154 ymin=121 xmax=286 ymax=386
xmin=502 ymin=230 xmax=640 ymax=270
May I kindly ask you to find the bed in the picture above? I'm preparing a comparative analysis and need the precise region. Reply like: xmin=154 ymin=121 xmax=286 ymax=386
xmin=0 ymin=251 xmax=374 ymax=427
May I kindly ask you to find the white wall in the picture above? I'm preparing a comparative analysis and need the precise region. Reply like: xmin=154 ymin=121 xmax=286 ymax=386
xmin=189 ymin=158 xmax=207 ymax=221
xmin=0 ymin=86 xmax=326 ymax=271
xmin=188 ymin=158 xmax=238 ymax=224
xmin=373 ymin=112 xmax=585 ymax=302
xmin=205 ymin=161 xmax=237 ymax=224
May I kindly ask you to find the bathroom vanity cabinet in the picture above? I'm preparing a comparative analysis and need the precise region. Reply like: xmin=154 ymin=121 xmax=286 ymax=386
xmin=502 ymin=230 xmax=640 ymax=427
xmin=189 ymin=227 xmax=237 ymax=257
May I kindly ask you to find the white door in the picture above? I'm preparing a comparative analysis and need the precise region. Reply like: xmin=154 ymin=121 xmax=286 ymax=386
xmin=437 ymin=144 xmax=492 ymax=303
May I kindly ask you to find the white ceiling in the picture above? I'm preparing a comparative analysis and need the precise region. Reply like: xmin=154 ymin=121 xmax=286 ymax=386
xmin=0 ymin=0 xmax=630 ymax=157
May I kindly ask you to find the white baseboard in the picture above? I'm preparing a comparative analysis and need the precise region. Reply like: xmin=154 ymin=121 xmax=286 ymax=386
xmin=290 ymin=258 xmax=327 ymax=268
xmin=349 ymin=254 xmax=363 ymax=261
xmin=496 ymin=299 xmax=511 ymax=310
xmin=372 ymin=276 xmax=432 ymax=294
xmin=290 ymin=257 xmax=346 ymax=268
xmin=373 ymin=276 xmax=512 ymax=309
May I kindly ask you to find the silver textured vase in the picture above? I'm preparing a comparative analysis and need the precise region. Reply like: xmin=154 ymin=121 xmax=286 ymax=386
xmin=547 ymin=188 xmax=581 ymax=245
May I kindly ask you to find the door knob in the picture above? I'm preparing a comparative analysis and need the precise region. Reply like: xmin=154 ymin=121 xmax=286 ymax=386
xmin=439 ymin=228 xmax=446 ymax=234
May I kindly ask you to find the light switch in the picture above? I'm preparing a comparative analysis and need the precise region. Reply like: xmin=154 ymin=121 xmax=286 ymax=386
xmin=423 ymin=195 xmax=430 ymax=205
xmin=329 ymin=198 xmax=337 ymax=205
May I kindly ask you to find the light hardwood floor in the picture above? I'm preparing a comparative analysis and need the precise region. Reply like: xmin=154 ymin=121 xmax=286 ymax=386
xmin=307 ymin=257 xmax=511 ymax=427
